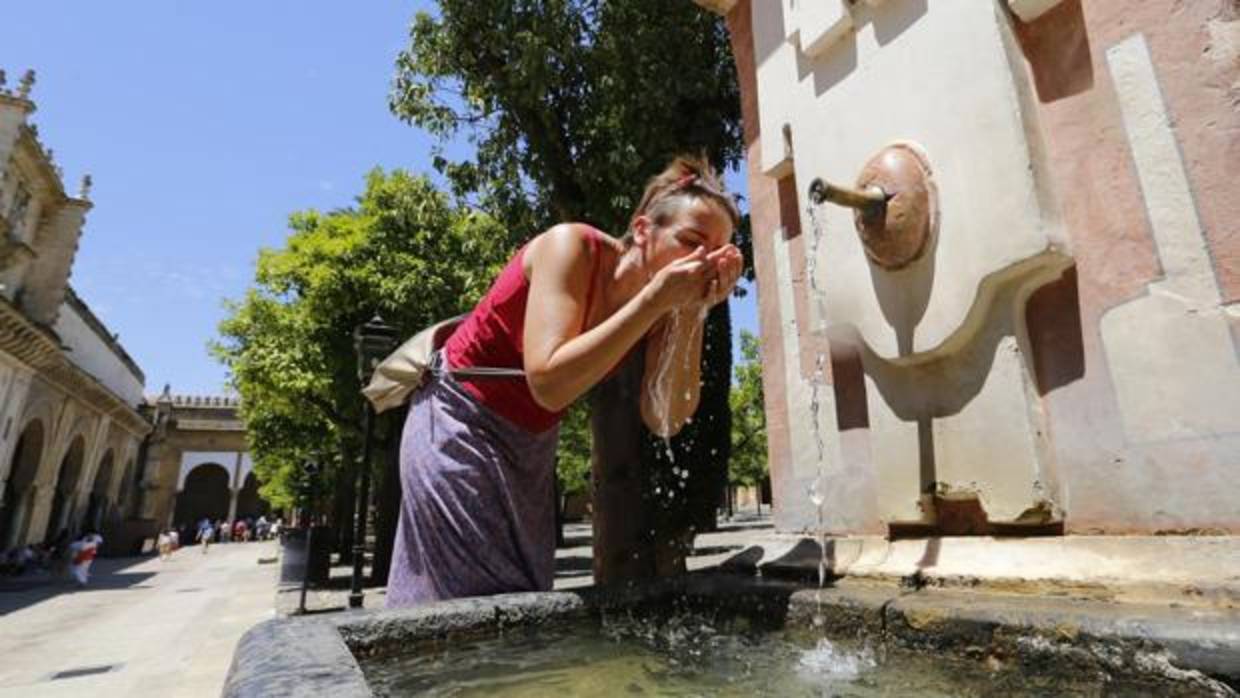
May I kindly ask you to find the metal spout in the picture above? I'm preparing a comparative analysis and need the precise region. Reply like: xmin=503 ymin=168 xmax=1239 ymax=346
xmin=808 ymin=177 xmax=886 ymax=219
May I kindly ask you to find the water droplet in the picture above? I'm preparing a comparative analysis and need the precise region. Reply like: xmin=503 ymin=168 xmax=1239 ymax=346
xmin=808 ymin=478 xmax=825 ymax=507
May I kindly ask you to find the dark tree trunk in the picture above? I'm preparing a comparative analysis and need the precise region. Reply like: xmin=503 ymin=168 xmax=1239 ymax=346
xmin=334 ymin=443 xmax=356 ymax=564
xmin=370 ymin=405 xmax=406 ymax=586
xmin=590 ymin=303 xmax=734 ymax=584
xmin=554 ymin=472 xmax=565 ymax=548
xmin=689 ymin=302 xmax=732 ymax=534
xmin=590 ymin=348 xmax=657 ymax=584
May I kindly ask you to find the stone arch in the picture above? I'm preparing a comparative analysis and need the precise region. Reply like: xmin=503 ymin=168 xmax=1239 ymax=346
xmin=235 ymin=472 xmax=268 ymax=521
xmin=83 ymin=449 xmax=114 ymax=533
xmin=172 ymin=463 xmax=231 ymax=529
xmin=44 ymin=434 xmax=87 ymax=540
xmin=0 ymin=419 xmax=45 ymax=548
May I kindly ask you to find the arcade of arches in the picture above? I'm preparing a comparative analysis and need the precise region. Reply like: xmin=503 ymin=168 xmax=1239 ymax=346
xmin=0 ymin=388 xmax=269 ymax=554
xmin=0 ymin=395 xmax=146 ymax=553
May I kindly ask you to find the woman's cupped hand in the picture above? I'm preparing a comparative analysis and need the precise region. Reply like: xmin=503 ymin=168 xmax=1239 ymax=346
xmin=645 ymin=244 xmax=745 ymax=314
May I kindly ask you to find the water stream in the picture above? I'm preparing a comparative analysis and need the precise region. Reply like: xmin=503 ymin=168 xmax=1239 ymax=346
xmin=648 ymin=305 xmax=709 ymax=497
xmin=805 ymin=202 xmax=831 ymax=622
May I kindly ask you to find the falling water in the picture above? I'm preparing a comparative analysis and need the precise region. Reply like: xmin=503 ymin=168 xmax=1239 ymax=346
xmin=648 ymin=305 xmax=710 ymax=495
xmin=805 ymin=203 xmax=831 ymax=625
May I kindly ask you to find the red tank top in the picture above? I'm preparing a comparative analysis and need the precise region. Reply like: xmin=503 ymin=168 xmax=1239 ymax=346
xmin=442 ymin=226 xmax=605 ymax=433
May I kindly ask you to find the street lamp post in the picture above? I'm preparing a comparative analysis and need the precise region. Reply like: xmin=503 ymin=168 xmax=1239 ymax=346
xmin=349 ymin=315 xmax=398 ymax=609
xmin=296 ymin=458 xmax=320 ymax=616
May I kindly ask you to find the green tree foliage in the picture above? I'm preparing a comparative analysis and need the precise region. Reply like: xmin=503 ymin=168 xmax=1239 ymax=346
xmin=729 ymin=330 xmax=767 ymax=488
xmin=214 ymin=169 xmax=513 ymax=508
xmin=556 ymin=402 xmax=593 ymax=497
xmin=391 ymin=0 xmax=742 ymax=235
xmin=391 ymin=0 xmax=744 ymax=552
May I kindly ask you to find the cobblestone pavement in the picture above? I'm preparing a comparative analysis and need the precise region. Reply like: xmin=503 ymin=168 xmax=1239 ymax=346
xmin=0 ymin=541 xmax=278 ymax=698
xmin=553 ymin=512 xmax=774 ymax=589
xmin=276 ymin=512 xmax=775 ymax=615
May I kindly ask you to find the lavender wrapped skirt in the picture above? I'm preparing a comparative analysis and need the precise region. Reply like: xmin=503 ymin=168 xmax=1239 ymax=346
xmin=385 ymin=353 xmax=560 ymax=607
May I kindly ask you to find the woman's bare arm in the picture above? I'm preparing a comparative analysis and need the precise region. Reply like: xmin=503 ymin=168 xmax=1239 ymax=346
xmin=522 ymin=225 xmax=709 ymax=412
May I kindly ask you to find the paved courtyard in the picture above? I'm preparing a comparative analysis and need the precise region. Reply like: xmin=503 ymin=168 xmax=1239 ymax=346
xmin=0 ymin=541 xmax=278 ymax=698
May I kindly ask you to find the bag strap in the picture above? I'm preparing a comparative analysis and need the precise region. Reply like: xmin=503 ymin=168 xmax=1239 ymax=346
xmin=434 ymin=366 xmax=525 ymax=379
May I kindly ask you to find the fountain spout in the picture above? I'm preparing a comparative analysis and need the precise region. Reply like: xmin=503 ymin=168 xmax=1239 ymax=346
xmin=808 ymin=177 xmax=886 ymax=219
xmin=806 ymin=143 xmax=938 ymax=271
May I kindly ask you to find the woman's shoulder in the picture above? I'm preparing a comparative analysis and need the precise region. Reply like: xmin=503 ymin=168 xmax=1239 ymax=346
xmin=541 ymin=222 xmax=612 ymax=247
xmin=527 ymin=223 xmax=615 ymax=269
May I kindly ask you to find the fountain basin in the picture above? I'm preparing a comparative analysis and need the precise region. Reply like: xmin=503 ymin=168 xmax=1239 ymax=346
xmin=224 ymin=571 xmax=1239 ymax=696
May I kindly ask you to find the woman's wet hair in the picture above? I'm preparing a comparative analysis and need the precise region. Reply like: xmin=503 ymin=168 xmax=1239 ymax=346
xmin=626 ymin=154 xmax=741 ymax=242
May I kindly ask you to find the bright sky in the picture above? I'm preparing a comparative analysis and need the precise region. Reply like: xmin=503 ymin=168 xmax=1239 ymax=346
xmin=9 ymin=2 xmax=758 ymax=397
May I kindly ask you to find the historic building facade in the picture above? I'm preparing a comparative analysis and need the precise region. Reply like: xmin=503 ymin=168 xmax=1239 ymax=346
xmin=138 ymin=388 xmax=262 ymax=536
xmin=0 ymin=70 xmax=152 ymax=553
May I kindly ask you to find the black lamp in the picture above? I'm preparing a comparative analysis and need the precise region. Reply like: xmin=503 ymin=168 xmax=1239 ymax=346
xmin=296 ymin=458 xmax=320 ymax=615
xmin=349 ymin=315 xmax=397 ymax=609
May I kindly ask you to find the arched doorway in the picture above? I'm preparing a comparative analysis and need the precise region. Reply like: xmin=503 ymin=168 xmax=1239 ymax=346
xmin=84 ymin=450 xmax=115 ymax=533
xmin=172 ymin=463 xmax=231 ymax=528
xmin=0 ymin=420 xmax=45 ymax=549
xmin=45 ymin=436 xmax=86 ymax=541
xmin=235 ymin=472 xmax=268 ymax=521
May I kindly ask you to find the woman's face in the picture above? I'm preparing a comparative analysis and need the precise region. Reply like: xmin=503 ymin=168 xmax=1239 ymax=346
xmin=642 ymin=198 xmax=734 ymax=272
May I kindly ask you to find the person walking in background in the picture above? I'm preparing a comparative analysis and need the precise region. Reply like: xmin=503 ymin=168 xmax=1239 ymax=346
xmin=157 ymin=530 xmax=172 ymax=561
xmin=168 ymin=528 xmax=180 ymax=554
xmin=198 ymin=520 xmax=214 ymax=553
xmin=67 ymin=533 xmax=102 ymax=587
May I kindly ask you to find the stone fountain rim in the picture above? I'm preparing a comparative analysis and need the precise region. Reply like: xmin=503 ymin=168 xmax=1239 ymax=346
xmin=223 ymin=570 xmax=1240 ymax=698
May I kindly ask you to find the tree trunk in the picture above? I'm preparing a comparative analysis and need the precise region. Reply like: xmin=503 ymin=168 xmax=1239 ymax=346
xmin=591 ymin=303 xmax=734 ymax=584
xmin=590 ymin=348 xmax=658 ymax=584
xmin=554 ymin=472 xmax=565 ymax=548
xmin=683 ymin=302 xmax=732 ymax=535
xmin=370 ymin=405 xmax=406 ymax=586
xmin=334 ymin=443 xmax=356 ymax=564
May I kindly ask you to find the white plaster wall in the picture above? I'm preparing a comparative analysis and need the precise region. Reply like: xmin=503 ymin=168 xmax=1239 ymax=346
xmin=53 ymin=301 xmax=144 ymax=406
xmin=751 ymin=1 xmax=1069 ymax=528
xmin=782 ymin=2 xmax=1064 ymax=356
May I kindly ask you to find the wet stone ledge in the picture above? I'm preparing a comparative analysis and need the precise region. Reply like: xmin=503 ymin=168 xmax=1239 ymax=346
xmin=225 ymin=572 xmax=1240 ymax=697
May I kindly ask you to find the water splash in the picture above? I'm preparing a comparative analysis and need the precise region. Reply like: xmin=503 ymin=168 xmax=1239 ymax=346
xmin=797 ymin=637 xmax=876 ymax=685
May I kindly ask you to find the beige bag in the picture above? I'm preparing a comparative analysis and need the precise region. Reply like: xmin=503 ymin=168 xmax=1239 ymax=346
xmin=361 ymin=314 xmax=525 ymax=413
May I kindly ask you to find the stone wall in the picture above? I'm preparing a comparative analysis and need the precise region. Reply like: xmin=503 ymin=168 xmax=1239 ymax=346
xmin=138 ymin=392 xmax=252 ymax=532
